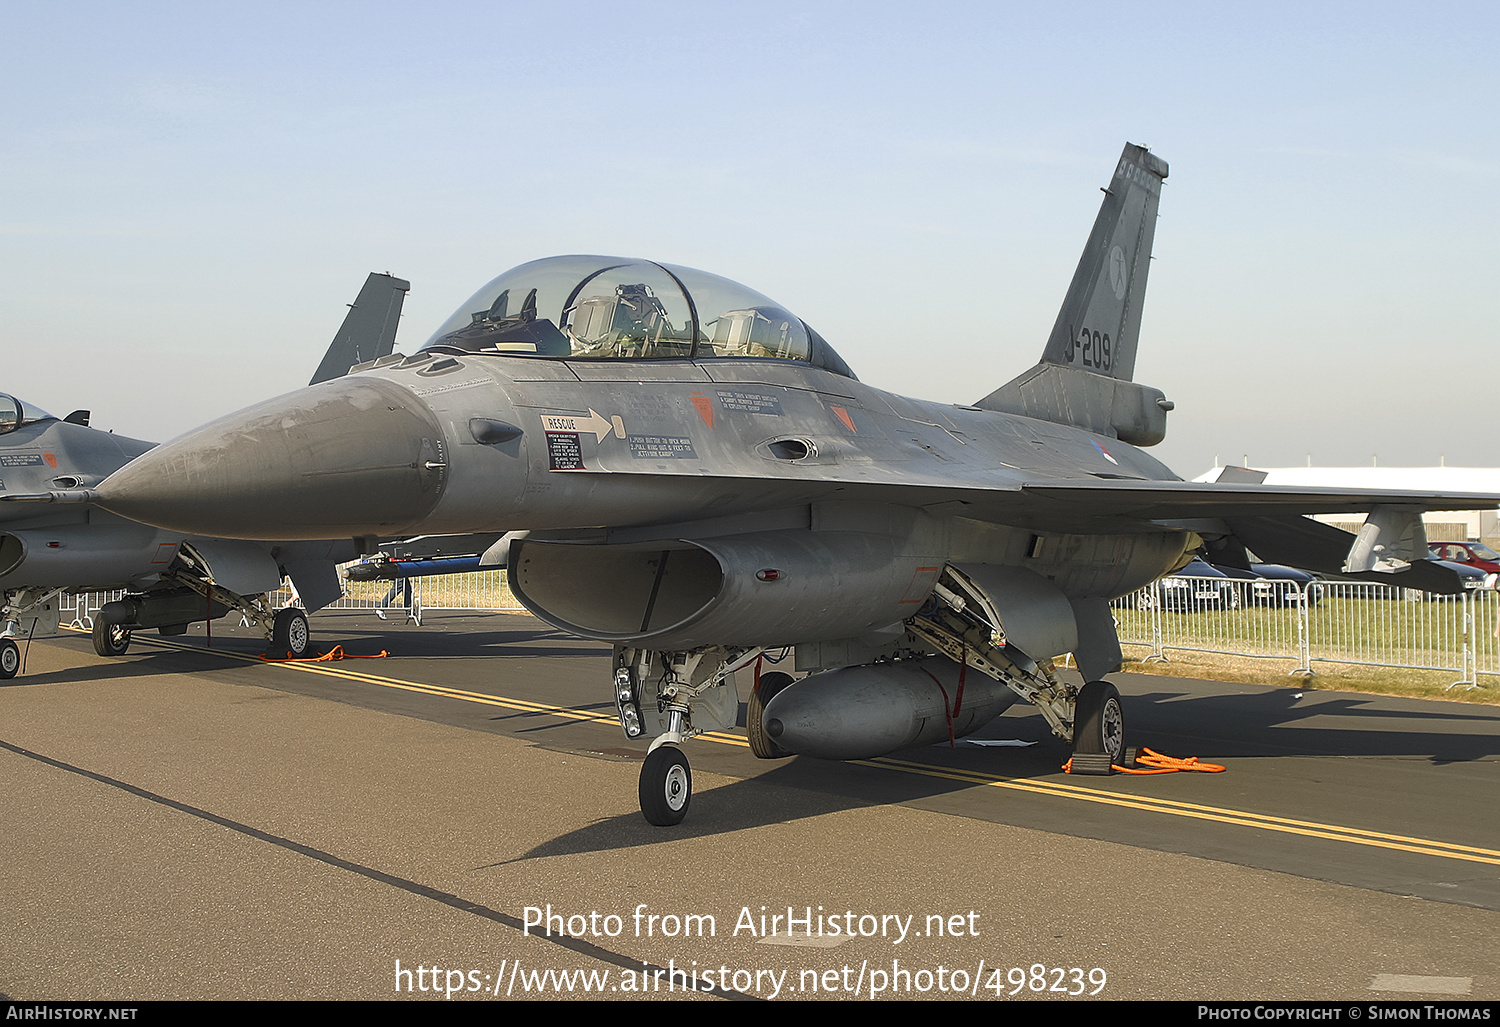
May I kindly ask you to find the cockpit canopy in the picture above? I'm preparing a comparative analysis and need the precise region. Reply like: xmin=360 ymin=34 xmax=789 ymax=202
xmin=420 ymin=256 xmax=856 ymax=379
xmin=0 ymin=394 xmax=58 ymax=436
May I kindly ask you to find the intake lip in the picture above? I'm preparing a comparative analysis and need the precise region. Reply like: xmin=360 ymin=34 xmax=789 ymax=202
xmin=96 ymin=376 xmax=449 ymax=541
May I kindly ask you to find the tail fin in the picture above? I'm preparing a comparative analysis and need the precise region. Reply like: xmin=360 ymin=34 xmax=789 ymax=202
xmin=308 ymin=273 xmax=411 ymax=386
xmin=976 ymin=143 xmax=1173 ymax=445
xmin=1041 ymin=142 xmax=1167 ymax=381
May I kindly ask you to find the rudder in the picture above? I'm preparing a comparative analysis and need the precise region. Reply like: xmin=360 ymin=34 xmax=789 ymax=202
xmin=1040 ymin=143 xmax=1168 ymax=382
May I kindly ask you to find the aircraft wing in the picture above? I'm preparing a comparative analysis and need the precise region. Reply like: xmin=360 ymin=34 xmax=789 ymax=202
xmin=571 ymin=468 xmax=1500 ymax=531
xmin=1017 ymin=479 xmax=1500 ymax=518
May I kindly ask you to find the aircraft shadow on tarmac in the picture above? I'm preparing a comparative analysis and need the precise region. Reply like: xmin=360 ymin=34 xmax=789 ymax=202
xmin=299 ymin=622 xmax=607 ymax=660
xmin=501 ymin=684 xmax=1500 ymax=861
xmin=0 ymin=644 xmax=253 ymax=688
xmin=1125 ymin=686 xmax=1500 ymax=763
xmin=491 ymin=759 xmax=991 ymax=864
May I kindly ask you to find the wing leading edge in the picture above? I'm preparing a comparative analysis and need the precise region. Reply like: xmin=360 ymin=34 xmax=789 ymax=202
xmin=1019 ymin=479 xmax=1500 ymax=518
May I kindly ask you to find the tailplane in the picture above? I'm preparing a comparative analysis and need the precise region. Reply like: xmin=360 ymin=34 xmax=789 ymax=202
xmin=977 ymin=143 xmax=1172 ymax=445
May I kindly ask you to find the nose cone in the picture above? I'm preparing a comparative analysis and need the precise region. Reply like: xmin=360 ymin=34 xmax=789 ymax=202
xmin=97 ymin=376 xmax=448 ymax=540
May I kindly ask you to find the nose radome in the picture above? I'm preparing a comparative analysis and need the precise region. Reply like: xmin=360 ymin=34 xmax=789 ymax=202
xmin=96 ymin=376 xmax=449 ymax=540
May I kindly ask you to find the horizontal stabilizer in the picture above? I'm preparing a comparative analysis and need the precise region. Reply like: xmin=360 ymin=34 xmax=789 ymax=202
xmin=976 ymin=363 xmax=1171 ymax=446
xmin=1225 ymin=513 xmax=1465 ymax=594
xmin=1211 ymin=465 xmax=1269 ymax=485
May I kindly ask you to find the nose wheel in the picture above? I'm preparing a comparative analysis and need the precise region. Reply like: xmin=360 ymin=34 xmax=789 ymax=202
xmin=639 ymin=744 xmax=692 ymax=826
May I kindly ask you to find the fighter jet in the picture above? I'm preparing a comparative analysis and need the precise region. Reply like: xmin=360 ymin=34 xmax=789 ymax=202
xmin=342 ymin=533 xmax=513 ymax=582
xmin=0 ymin=273 xmax=410 ymax=678
xmin=91 ymin=144 xmax=1500 ymax=825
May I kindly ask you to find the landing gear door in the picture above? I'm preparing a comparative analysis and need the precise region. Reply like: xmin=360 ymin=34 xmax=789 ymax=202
xmin=693 ymin=671 xmax=738 ymax=733
xmin=179 ymin=540 xmax=283 ymax=596
xmin=948 ymin=564 xmax=1079 ymax=663
xmin=640 ymin=671 xmax=738 ymax=736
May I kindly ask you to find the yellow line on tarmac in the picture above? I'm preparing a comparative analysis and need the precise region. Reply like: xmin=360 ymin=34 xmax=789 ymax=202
xmin=144 ymin=635 xmax=622 ymax=725
xmin=866 ymin=757 xmax=1500 ymax=867
xmin=134 ymin=634 xmax=1496 ymax=866
xmin=137 ymin=635 xmax=751 ymax=744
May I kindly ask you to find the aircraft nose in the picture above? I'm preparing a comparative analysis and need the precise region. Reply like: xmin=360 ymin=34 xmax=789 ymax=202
xmin=96 ymin=377 xmax=449 ymax=540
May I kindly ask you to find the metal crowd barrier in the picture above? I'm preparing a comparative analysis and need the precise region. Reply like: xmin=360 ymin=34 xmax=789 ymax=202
xmin=58 ymin=573 xmax=1499 ymax=688
xmin=1111 ymin=575 xmax=1499 ymax=688
xmin=59 ymin=569 xmax=527 ymax=633
xmin=292 ymin=569 xmax=526 ymax=626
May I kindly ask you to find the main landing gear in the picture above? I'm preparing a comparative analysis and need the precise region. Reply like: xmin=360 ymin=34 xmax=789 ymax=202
xmin=1073 ymin=680 xmax=1125 ymax=763
xmin=747 ymin=670 xmax=794 ymax=760
xmin=270 ymin=608 xmax=311 ymax=658
xmin=906 ymin=568 xmax=1130 ymax=772
xmin=1064 ymin=679 xmax=1126 ymax=775
xmin=87 ymin=581 xmax=314 ymax=662
xmin=92 ymin=606 xmax=133 ymax=657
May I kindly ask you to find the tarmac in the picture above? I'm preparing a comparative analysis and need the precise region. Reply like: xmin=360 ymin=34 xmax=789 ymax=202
xmin=2 ymin=611 xmax=1498 ymax=1001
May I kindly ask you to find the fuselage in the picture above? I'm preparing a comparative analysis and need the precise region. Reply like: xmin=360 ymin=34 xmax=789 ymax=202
xmin=0 ymin=414 xmax=182 ymax=592
xmin=95 ymin=350 xmax=1194 ymax=604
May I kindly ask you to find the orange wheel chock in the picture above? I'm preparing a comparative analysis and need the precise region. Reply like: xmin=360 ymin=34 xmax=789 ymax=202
xmin=259 ymin=645 xmax=389 ymax=663
xmin=1064 ymin=746 xmax=1226 ymax=776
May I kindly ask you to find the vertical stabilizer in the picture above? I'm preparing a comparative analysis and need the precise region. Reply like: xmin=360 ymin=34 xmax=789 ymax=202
xmin=1040 ymin=143 xmax=1167 ymax=382
xmin=976 ymin=144 xmax=1172 ymax=446
xmin=308 ymin=273 xmax=411 ymax=385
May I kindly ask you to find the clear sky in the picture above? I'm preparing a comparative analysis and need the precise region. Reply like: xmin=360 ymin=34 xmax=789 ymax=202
xmin=4 ymin=1 xmax=1497 ymax=477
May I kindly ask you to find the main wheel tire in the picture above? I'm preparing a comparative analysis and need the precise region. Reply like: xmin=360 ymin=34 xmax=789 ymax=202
xmin=0 ymin=639 xmax=19 ymax=679
xmin=748 ymin=671 xmax=795 ymax=759
xmin=1074 ymin=680 xmax=1125 ymax=764
xmin=92 ymin=607 xmax=132 ymax=657
xmin=639 ymin=744 xmax=692 ymax=826
xmin=271 ymin=608 xmax=311 ymax=657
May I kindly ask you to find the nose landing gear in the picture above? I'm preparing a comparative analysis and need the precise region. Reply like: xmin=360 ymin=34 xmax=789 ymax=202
xmin=612 ymin=645 xmax=757 ymax=826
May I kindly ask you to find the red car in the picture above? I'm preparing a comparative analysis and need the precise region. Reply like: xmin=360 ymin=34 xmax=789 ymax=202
xmin=1428 ymin=542 xmax=1500 ymax=586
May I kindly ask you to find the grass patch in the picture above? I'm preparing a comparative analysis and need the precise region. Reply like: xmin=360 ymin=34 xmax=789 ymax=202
xmin=1120 ymin=646 xmax=1498 ymax=704
xmin=333 ymin=570 xmax=524 ymax=611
